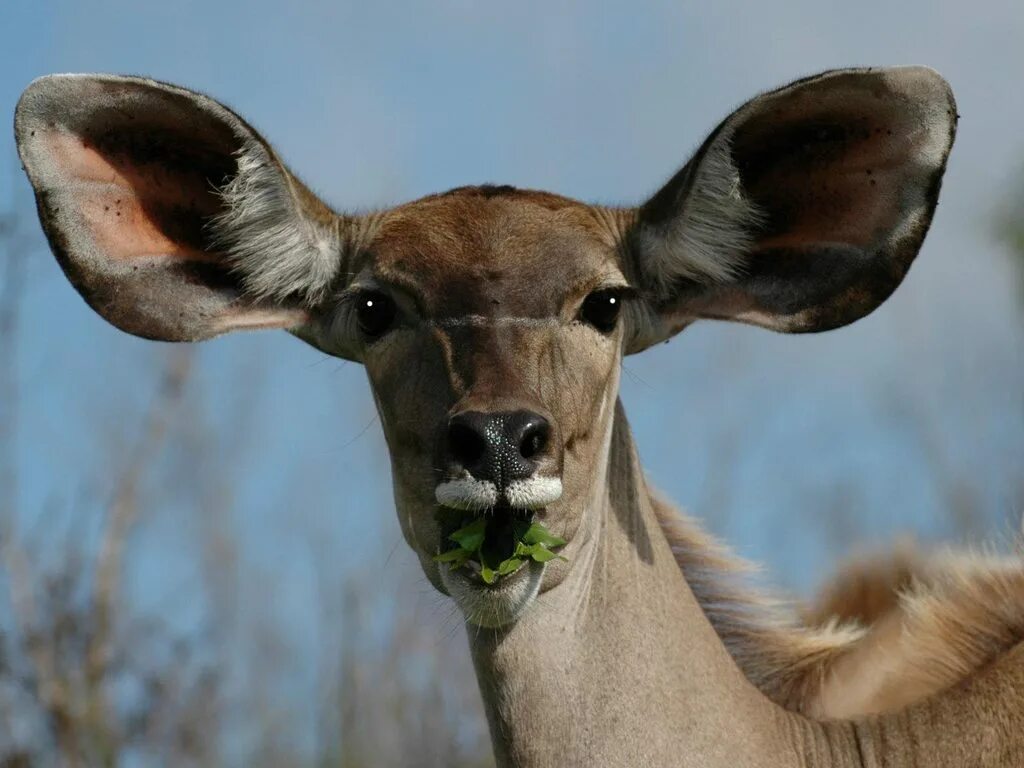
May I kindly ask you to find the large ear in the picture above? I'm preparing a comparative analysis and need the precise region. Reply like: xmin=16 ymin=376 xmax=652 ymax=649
xmin=626 ymin=66 xmax=957 ymax=353
xmin=15 ymin=74 xmax=344 ymax=342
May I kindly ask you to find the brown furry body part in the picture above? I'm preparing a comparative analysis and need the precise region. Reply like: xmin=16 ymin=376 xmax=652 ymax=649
xmin=658 ymin=499 xmax=1024 ymax=718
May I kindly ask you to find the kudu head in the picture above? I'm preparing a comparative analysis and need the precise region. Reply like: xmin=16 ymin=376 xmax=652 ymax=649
xmin=15 ymin=68 xmax=956 ymax=626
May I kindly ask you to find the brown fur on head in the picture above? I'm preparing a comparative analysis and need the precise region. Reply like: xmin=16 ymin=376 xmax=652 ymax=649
xmin=16 ymin=68 xmax=956 ymax=629
xmin=335 ymin=189 xmax=631 ymax=620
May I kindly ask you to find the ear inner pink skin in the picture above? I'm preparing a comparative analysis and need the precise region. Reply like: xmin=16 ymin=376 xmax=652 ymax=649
xmin=45 ymin=129 xmax=222 ymax=263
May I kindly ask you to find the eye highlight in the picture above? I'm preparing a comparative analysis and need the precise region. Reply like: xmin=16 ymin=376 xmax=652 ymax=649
xmin=578 ymin=288 xmax=628 ymax=333
xmin=355 ymin=291 xmax=397 ymax=340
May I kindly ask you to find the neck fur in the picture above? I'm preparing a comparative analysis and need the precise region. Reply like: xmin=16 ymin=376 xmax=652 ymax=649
xmin=465 ymin=400 xmax=791 ymax=768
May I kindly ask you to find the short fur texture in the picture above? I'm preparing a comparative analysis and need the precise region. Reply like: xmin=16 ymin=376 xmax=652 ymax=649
xmin=803 ymin=541 xmax=922 ymax=627
xmin=655 ymin=498 xmax=1024 ymax=717
xmin=652 ymin=498 xmax=867 ymax=711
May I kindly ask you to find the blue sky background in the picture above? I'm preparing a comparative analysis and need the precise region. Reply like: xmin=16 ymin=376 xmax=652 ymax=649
xmin=1 ymin=0 xmax=1023 ymax=758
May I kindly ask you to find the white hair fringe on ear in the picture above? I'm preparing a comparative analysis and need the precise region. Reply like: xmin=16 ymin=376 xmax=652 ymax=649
xmin=635 ymin=129 xmax=765 ymax=295
xmin=210 ymin=140 xmax=340 ymax=304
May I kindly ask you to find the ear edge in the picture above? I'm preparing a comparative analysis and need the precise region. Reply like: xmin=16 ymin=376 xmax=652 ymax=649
xmin=15 ymin=73 xmax=339 ymax=343
xmin=626 ymin=65 xmax=957 ymax=351
xmin=16 ymin=73 xmax=345 ymax=302
xmin=632 ymin=112 xmax=766 ymax=293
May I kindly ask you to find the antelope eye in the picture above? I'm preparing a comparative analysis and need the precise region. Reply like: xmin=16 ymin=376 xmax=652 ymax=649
xmin=579 ymin=289 xmax=625 ymax=333
xmin=355 ymin=291 xmax=397 ymax=340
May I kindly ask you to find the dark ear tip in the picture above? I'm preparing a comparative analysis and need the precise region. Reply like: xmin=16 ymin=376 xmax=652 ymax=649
xmin=15 ymin=73 xmax=259 ymax=165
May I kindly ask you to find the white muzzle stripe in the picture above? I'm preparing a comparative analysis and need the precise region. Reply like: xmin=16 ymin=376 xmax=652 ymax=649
xmin=435 ymin=477 xmax=499 ymax=510
xmin=505 ymin=476 xmax=563 ymax=509
xmin=435 ymin=475 xmax=563 ymax=510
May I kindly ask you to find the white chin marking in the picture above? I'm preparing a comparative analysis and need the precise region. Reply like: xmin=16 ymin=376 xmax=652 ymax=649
xmin=435 ymin=477 xmax=498 ymax=510
xmin=505 ymin=476 xmax=562 ymax=509
xmin=440 ymin=564 xmax=544 ymax=628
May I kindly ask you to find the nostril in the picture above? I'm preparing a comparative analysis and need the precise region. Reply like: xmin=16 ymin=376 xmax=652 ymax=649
xmin=518 ymin=421 xmax=549 ymax=460
xmin=445 ymin=410 xmax=551 ymax=485
xmin=448 ymin=421 xmax=487 ymax=468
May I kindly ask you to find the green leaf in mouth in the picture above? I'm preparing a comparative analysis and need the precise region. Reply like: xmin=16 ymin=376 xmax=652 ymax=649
xmin=480 ymin=565 xmax=497 ymax=584
xmin=515 ymin=542 xmax=566 ymax=563
xmin=520 ymin=522 xmax=567 ymax=549
xmin=448 ymin=517 xmax=487 ymax=551
xmin=434 ymin=548 xmax=472 ymax=568
xmin=434 ymin=515 xmax=568 ymax=583
xmin=496 ymin=557 xmax=524 ymax=576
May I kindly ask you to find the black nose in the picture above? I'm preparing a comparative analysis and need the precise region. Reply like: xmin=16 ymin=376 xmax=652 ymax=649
xmin=446 ymin=410 xmax=551 ymax=488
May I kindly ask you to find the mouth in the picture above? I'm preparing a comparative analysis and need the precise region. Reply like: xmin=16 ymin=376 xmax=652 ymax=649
xmin=434 ymin=502 xmax=566 ymax=586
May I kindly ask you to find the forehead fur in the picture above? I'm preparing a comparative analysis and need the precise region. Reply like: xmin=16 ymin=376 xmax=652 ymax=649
xmin=364 ymin=186 xmax=626 ymax=318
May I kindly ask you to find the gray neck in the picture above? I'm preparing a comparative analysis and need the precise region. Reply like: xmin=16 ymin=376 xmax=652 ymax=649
xmin=465 ymin=400 xmax=1024 ymax=768
xmin=466 ymin=401 xmax=794 ymax=768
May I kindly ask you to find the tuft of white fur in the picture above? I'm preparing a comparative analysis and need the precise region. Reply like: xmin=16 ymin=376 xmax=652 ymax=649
xmin=435 ymin=476 xmax=499 ymax=511
xmin=505 ymin=476 xmax=563 ymax=509
xmin=209 ymin=141 xmax=339 ymax=303
xmin=636 ymin=128 xmax=765 ymax=294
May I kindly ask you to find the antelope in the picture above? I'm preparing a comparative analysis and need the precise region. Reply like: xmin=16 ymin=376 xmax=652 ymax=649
xmin=16 ymin=67 xmax=1024 ymax=767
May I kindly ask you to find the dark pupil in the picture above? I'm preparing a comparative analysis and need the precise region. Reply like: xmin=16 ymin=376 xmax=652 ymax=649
xmin=580 ymin=290 xmax=623 ymax=333
xmin=356 ymin=292 xmax=396 ymax=338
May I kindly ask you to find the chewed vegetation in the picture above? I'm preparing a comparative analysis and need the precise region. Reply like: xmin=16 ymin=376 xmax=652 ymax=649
xmin=435 ymin=513 xmax=567 ymax=584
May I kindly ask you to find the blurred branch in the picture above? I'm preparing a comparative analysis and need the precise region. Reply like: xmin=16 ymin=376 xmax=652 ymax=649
xmin=0 ymin=176 xmax=88 ymax=764
xmin=0 ymin=181 xmax=204 ymax=761
xmin=2 ymin=529 xmax=80 ymax=762
xmin=0 ymin=182 xmax=26 ymax=521
xmin=85 ymin=347 xmax=193 ymax=764
xmin=995 ymin=164 xmax=1024 ymax=308
xmin=1 ymin=347 xmax=195 ymax=767
xmin=882 ymin=393 xmax=991 ymax=544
